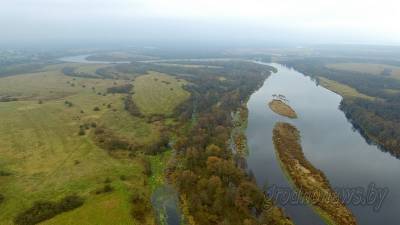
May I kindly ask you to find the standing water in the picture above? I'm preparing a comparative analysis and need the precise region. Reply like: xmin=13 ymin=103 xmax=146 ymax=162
xmin=246 ymin=63 xmax=400 ymax=225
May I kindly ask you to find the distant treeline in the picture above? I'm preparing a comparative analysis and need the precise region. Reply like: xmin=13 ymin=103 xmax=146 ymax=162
xmin=0 ymin=63 xmax=46 ymax=78
xmin=282 ymin=58 xmax=400 ymax=158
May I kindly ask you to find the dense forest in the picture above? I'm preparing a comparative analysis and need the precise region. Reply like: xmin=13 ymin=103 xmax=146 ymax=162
xmin=282 ymin=58 xmax=400 ymax=158
xmin=124 ymin=61 xmax=293 ymax=224
xmin=60 ymin=59 xmax=293 ymax=224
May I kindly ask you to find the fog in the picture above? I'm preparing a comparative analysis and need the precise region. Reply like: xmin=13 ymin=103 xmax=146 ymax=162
xmin=1 ymin=0 xmax=400 ymax=47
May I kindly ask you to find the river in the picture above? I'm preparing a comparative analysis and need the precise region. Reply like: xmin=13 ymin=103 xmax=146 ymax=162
xmin=58 ymin=54 xmax=130 ymax=64
xmin=246 ymin=63 xmax=400 ymax=225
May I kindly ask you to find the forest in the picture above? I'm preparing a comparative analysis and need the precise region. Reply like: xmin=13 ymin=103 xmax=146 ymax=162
xmin=123 ymin=60 xmax=293 ymax=224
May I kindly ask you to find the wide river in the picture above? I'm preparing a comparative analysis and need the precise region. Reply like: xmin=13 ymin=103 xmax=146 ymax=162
xmin=246 ymin=63 xmax=400 ymax=225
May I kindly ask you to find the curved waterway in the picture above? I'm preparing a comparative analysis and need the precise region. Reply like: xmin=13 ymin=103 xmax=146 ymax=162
xmin=246 ymin=63 xmax=400 ymax=225
xmin=58 ymin=54 xmax=130 ymax=64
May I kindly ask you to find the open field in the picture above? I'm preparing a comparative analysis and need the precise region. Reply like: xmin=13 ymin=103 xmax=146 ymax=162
xmin=153 ymin=62 xmax=222 ymax=69
xmin=0 ymin=63 xmax=128 ymax=100
xmin=326 ymin=63 xmax=400 ymax=79
xmin=0 ymin=64 xmax=168 ymax=224
xmin=74 ymin=64 xmax=108 ymax=75
xmin=132 ymin=71 xmax=190 ymax=115
xmin=317 ymin=76 xmax=374 ymax=100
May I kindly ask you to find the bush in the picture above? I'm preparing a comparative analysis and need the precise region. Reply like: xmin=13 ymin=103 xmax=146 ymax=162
xmin=93 ymin=106 xmax=100 ymax=111
xmin=95 ymin=184 xmax=114 ymax=194
xmin=78 ymin=128 xmax=85 ymax=136
xmin=0 ymin=194 xmax=4 ymax=204
xmin=0 ymin=170 xmax=11 ymax=176
xmin=142 ymin=158 xmax=152 ymax=176
xmin=64 ymin=101 xmax=73 ymax=107
xmin=14 ymin=195 xmax=84 ymax=225
xmin=107 ymin=84 xmax=133 ymax=94
xmin=131 ymin=193 xmax=151 ymax=223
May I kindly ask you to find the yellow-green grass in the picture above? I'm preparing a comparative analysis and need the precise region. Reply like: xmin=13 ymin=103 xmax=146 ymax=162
xmin=0 ymin=68 xmax=162 ymax=224
xmin=39 ymin=178 xmax=136 ymax=225
xmin=74 ymin=64 xmax=108 ymax=75
xmin=148 ymin=150 xmax=172 ymax=191
xmin=0 ymin=64 xmax=128 ymax=100
xmin=318 ymin=76 xmax=374 ymax=100
xmin=133 ymin=72 xmax=190 ymax=115
xmin=153 ymin=62 xmax=222 ymax=69
xmin=326 ymin=63 xmax=400 ymax=79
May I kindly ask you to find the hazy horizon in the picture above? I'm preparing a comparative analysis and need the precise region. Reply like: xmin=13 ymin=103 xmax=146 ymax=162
xmin=1 ymin=0 xmax=400 ymax=47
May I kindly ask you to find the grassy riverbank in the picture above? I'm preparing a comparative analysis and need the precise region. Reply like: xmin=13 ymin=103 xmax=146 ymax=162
xmin=273 ymin=122 xmax=356 ymax=225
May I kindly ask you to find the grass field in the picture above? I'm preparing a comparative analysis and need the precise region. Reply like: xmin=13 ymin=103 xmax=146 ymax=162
xmin=0 ymin=63 xmax=128 ymax=100
xmin=0 ymin=64 xmax=170 ymax=224
xmin=326 ymin=63 xmax=400 ymax=79
xmin=318 ymin=76 xmax=374 ymax=100
xmin=74 ymin=64 xmax=108 ymax=76
xmin=133 ymin=72 xmax=190 ymax=115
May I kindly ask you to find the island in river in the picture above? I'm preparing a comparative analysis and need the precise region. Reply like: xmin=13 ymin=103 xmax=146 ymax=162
xmin=272 ymin=122 xmax=357 ymax=225
xmin=268 ymin=99 xmax=297 ymax=118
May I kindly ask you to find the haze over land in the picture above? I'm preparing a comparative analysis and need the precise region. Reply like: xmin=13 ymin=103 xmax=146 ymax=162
xmin=1 ymin=0 xmax=400 ymax=47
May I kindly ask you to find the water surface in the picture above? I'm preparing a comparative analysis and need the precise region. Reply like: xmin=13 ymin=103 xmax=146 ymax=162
xmin=246 ymin=63 xmax=400 ymax=225
xmin=58 ymin=54 xmax=130 ymax=64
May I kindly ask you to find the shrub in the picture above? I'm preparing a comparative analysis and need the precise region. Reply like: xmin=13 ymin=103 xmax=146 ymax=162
xmin=142 ymin=158 xmax=152 ymax=176
xmin=78 ymin=128 xmax=85 ymax=136
xmin=0 ymin=170 xmax=11 ymax=176
xmin=106 ymin=84 xmax=133 ymax=94
xmin=64 ymin=101 xmax=73 ymax=107
xmin=95 ymin=184 xmax=114 ymax=194
xmin=0 ymin=194 xmax=4 ymax=204
xmin=14 ymin=195 xmax=84 ymax=225
xmin=93 ymin=106 xmax=100 ymax=111
xmin=131 ymin=193 xmax=151 ymax=223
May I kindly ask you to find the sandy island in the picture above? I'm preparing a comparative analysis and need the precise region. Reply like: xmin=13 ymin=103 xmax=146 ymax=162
xmin=268 ymin=99 xmax=297 ymax=118
xmin=273 ymin=122 xmax=356 ymax=225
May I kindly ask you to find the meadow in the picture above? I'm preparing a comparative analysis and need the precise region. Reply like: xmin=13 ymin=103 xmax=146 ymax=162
xmin=317 ymin=76 xmax=374 ymax=100
xmin=132 ymin=72 xmax=190 ymax=116
xmin=0 ymin=63 xmax=187 ymax=224
xmin=326 ymin=63 xmax=400 ymax=79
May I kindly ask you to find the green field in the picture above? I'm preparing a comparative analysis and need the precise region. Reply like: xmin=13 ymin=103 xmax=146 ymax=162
xmin=326 ymin=63 xmax=400 ymax=79
xmin=0 ymin=63 xmax=184 ymax=224
xmin=318 ymin=76 xmax=374 ymax=100
xmin=0 ymin=63 xmax=127 ymax=100
xmin=133 ymin=72 xmax=190 ymax=115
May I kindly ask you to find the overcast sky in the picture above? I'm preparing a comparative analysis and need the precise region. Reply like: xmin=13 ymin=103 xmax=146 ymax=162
xmin=1 ymin=0 xmax=400 ymax=46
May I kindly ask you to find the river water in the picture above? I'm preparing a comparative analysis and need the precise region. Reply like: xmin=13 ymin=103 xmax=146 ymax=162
xmin=58 ymin=54 xmax=130 ymax=64
xmin=246 ymin=63 xmax=400 ymax=225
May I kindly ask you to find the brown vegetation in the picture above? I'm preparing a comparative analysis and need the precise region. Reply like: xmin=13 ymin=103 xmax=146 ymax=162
xmin=268 ymin=100 xmax=297 ymax=118
xmin=273 ymin=122 xmax=356 ymax=225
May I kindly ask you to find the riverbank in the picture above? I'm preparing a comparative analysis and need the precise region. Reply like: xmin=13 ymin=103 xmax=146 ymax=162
xmin=268 ymin=99 xmax=297 ymax=118
xmin=273 ymin=122 xmax=356 ymax=225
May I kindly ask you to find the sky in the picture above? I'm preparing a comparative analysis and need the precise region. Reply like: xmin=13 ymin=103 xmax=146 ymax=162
xmin=1 ymin=0 xmax=400 ymax=46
